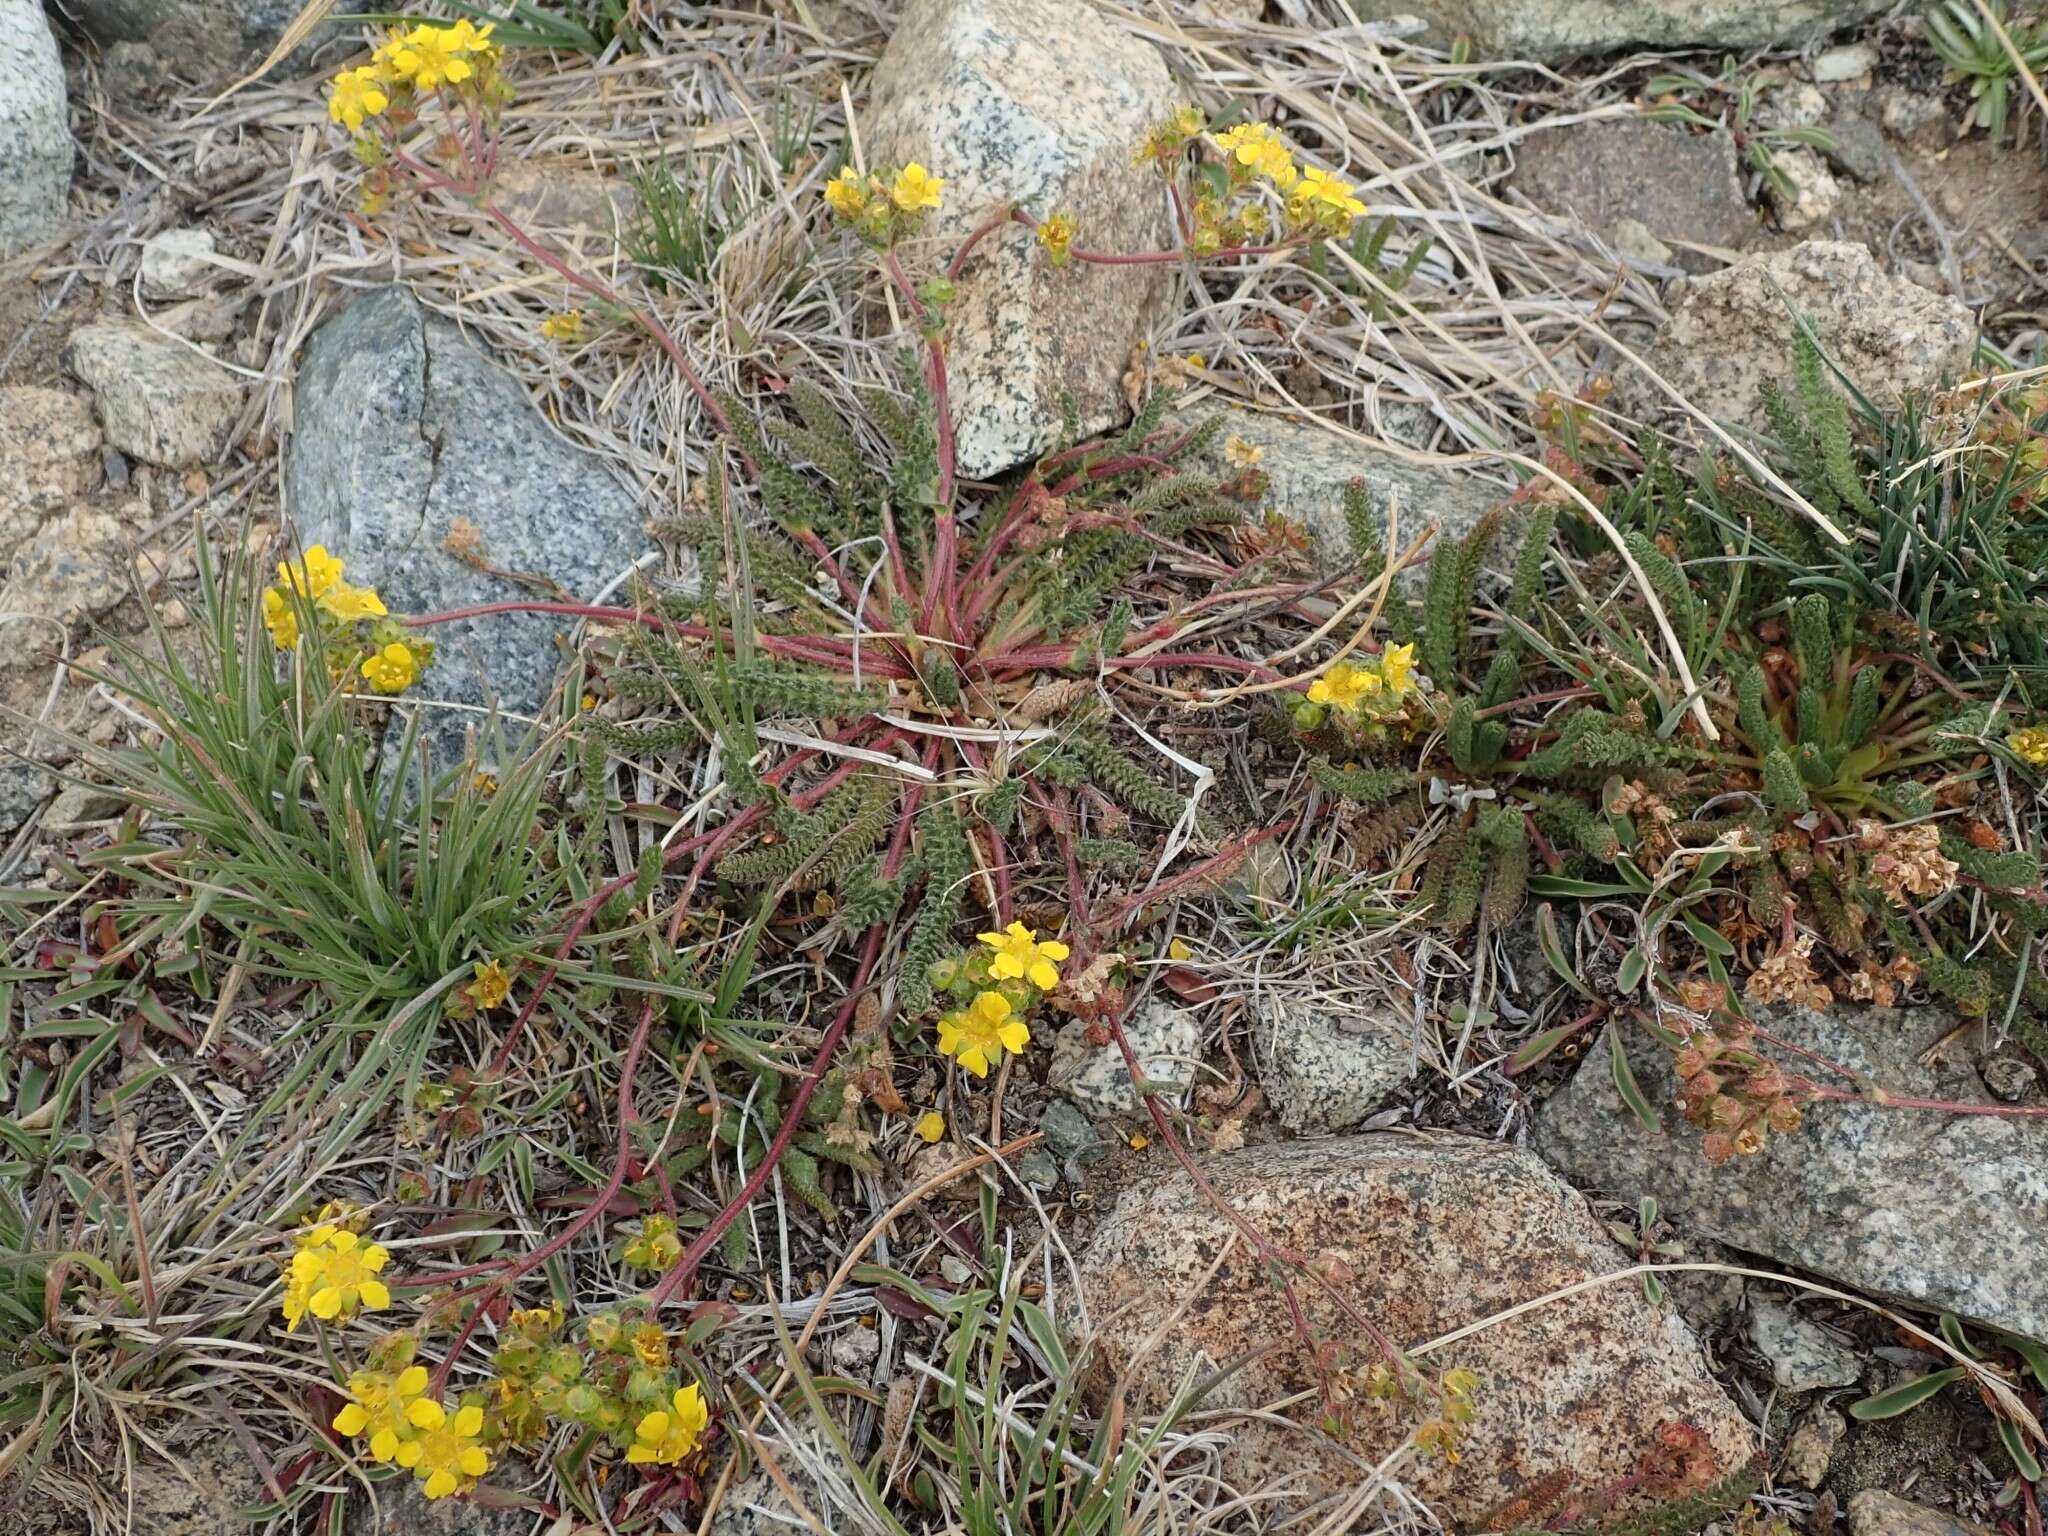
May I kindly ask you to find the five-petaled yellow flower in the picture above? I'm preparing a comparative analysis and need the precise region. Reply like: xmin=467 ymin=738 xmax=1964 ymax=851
xmin=1214 ymin=123 xmax=1297 ymax=189
xmin=328 ymin=66 xmax=390 ymax=132
xmin=625 ymin=1383 xmax=711 ymax=1466
xmin=1298 ymin=164 xmax=1366 ymax=219
xmin=333 ymin=1363 xmax=438 ymax=1463
xmin=389 ymin=24 xmax=478 ymax=90
xmin=319 ymin=581 xmax=388 ymax=622
xmin=262 ymin=587 xmax=300 ymax=650
xmin=362 ymin=642 xmax=420 ymax=695
xmin=1306 ymin=661 xmax=1379 ymax=712
xmin=978 ymin=921 xmax=1070 ymax=990
xmin=889 ymin=163 xmax=944 ymax=212
xmin=2008 ymin=726 xmax=2048 ymax=767
xmin=823 ymin=167 xmax=871 ymax=219
xmin=936 ymin=990 xmax=1031 ymax=1079
xmin=280 ymin=545 xmax=345 ymax=599
xmin=396 ymin=1400 xmax=490 ymax=1499
xmin=1037 ymin=212 xmax=1077 ymax=266
xmin=1378 ymin=642 xmax=1417 ymax=696
xmin=468 ymin=958 xmax=511 ymax=1010
xmin=288 ymin=1227 xmax=392 ymax=1326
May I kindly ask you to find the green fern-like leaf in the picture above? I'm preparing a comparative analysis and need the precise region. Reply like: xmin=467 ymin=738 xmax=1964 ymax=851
xmin=1762 ymin=748 xmax=1811 ymax=813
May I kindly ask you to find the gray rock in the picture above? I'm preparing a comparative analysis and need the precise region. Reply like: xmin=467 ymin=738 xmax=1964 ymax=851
xmin=285 ymin=287 xmax=651 ymax=768
xmin=1770 ymin=146 xmax=1842 ymax=232
xmin=344 ymin=1467 xmax=544 ymax=1536
xmin=1747 ymin=1298 xmax=1863 ymax=1390
xmin=0 ymin=0 xmax=71 ymax=257
xmin=1254 ymin=997 xmax=1410 ymax=1133
xmin=1824 ymin=110 xmax=1890 ymax=184
xmin=1071 ymin=1136 xmax=1757 ymax=1526
xmin=0 ymin=386 xmax=101 ymax=553
xmin=1762 ymin=81 xmax=1831 ymax=132
xmin=1881 ymin=89 xmax=1947 ymax=140
xmin=1173 ymin=406 xmax=1503 ymax=575
xmin=0 ymin=760 xmax=51 ymax=834
xmin=1849 ymin=1491 xmax=2001 ymax=1536
xmin=865 ymin=0 xmax=1178 ymax=479
xmin=62 ymin=0 xmax=316 ymax=85
xmin=140 ymin=228 xmax=219 ymax=298
xmin=1622 ymin=242 xmax=1976 ymax=432
xmin=1037 ymin=1096 xmax=1106 ymax=1166
xmin=1983 ymin=1054 xmax=2040 ymax=1102
xmin=64 ymin=321 xmax=243 ymax=469
xmin=1813 ymin=42 xmax=1877 ymax=82
xmin=1048 ymin=1000 xmax=1198 ymax=1116
xmin=1783 ymin=1405 xmax=1846 ymax=1488
xmin=1510 ymin=118 xmax=1755 ymax=267
xmin=1321 ymin=0 xmax=1890 ymax=63
xmin=1534 ymin=1006 xmax=2048 ymax=1342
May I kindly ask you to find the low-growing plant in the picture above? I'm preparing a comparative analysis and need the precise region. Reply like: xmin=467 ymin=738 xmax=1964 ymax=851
xmin=1924 ymin=0 xmax=2048 ymax=141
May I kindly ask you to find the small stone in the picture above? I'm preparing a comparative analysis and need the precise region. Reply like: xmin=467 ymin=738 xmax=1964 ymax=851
xmin=1038 ymin=1097 xmax=1106 ymax=1165
xmin=45 ymin=780 xmax=126 ymax=828
xmin=64 ymin=321 xmax=243 ymax=469
xmin=828 ymin=1323 xmax=880 ymax=1374
xmin=0 ymin=760 xmax=52 ymax=834
xmin=1783 ymin=1406 xmax=1846 ymax=1488
xmin=864 ymin=0 xmax=1179 ymax=478
xmin=1763 ymin=80 xmax=1830 ymax=131
xmin=1849 ymin=1491 xmax=2002 ymax=1536
xmin=1535 ymin=1005 xmax=2048 ymax=1340
xmin=908 ymin=1139 xmax=987 ymax=1202
xmin=1510 ymin=118 xmax=1754 ymax=268
xmin=1813 ymin=43 xmax=1876 ymax=82
xmin=1770 ymin=147 xmax=1842 ymax=232
xmin=0 ymin=386 xmax=101 ymax=552
xmin=1881 ymin=89 xmax=1947 ymax=139
xmin=1825 ymin=110 xmax=1890 ymax=184
xmin=0 ymin=0 xmax=72 ymax=258
xmin=1982 ymin=1054 xmax=2038 ymax=1102
xmin=1254 ymin=998 xmax=1410 ymax=1133
xmin=140 ymin=228 xmax=219 ymax=297
xmin=1621 ymin=242 xmax=1975 ymax=433
xmin=1048 ymin=1001 xmax=1199 ymax=1117
xmin=938 ymin=1254 xmax=972 ymax=1286
xmin=1747 ymin=1298 xmax=1863 ymax=1390
xmin=4 ymin=502 xmax=142 ymax=626
xmin=1015 ymin=1147 xmax=1059 ymax=1190
xmin=1071 ymin=1137 xmax=1757 ymax=1525
xmin=1612 ymin=216 xmax=1673 ymax=267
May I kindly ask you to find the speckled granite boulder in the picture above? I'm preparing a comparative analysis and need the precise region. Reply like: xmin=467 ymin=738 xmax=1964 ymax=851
xmin=1172 ymin=406 xmax=1504 ymax=575
xmin=1071 ymin=1137 xmax=1757 ymax=1525
xmin=1049 ymin=1000 xmax=1199 ymax=1116
xmin=1535 ymin=1006 xmax=2048 ymax=1342
xmin=286 ymin=287 xmax=650 ymax=767
xmin=865 ymin=0 xmax=1178 ymax=479
xmin=0 ymin=0 xmax=70 ymax=257
xmin=1622 ymin=242 xmax=1976 ymax=431
xmin=1255 ymin=997 xmax=1411 ymax=1133
xmin=64 ymin=321 xmax=243 ymax=469
xmin=1329 ymin=0 xmax=1890 ymax=62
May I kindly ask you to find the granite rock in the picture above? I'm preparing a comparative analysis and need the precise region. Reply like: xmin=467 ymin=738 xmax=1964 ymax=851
xmin=1510 ymin=118 xmax=1754 ymax=267
xmin=1783 ymin=1405 xmax=1846 ymax=1488
xmin=343 ymin=1463 xmax=544 ymax=1536
xmin=1747 ymin=1298 xmax=1862 ymax=1390
xmin=1049 ymin=1000 xmax=1199 ymax=1116
xmin=1813 ymin=42 xmax=1876 ymax=82
xmin=285 ymin=287 xmax=651 ymax=768
xmin=1173 ymin=406 xmax=1504 ymax=575
xmin=140 ymin=228 xmax=220 ymax=297
xmin=1071 ymin=1137 xmax=1757 ymax=1524
xmin=865 ymin=0 xmax=1178 ymax=478
xmin=1314 ymin=0 xmax=1891 ymax=63
xmin=1770 ymin=146 xmax=1842 ymax=231
xmin=0 ymin=387 xmax=101 ymax=552
xmin=0 ymin=760 xmax=51 ymax=834
xmin=64 ymin=321 xmax=243 ymax=469
xmin=62 ymin=0 xmax=319 ymax=84
xmin=1849 ymin=1492 xmax=2002 ymax=1536
xmin=1623 ymin=242 xmax=1976 ymax=431
xmin=1255 ymin=996 xmax=1411 ymax=1133
xmin=1534 ymin=1006 xmax=2048 ymax=1342
xmin=0 ymin=0 xmax=71 ymax=257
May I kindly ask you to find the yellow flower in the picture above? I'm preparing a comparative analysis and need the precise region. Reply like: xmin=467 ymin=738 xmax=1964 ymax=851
xmin=540 ymin=309 xmax=585 ymax=342
xmin=1378 ymin=642 xmax=1417 ymax=696
xmin=288 ymin=1228 xmax=392 ymax=1325
xmin=318 ymin=580 xmax=388 ymax=622
xmin=1223 ymin=435 xmax=1263 ymax=468
xmin=1171 ymin=105 xmax=1206 ymax=140
xmin=1037 ymin=211 xmax=1077 ymax=267
xmin=936 ymin=990 xmax=1031 ymax=1079
xmin=914 ymin=1110 xmax=945 ymax=1143
xmin=362 ymin=642 xmax=420 ymax=695
xmin=823 ymin=166 xmax=870 ymax=220
xmin=889 ymin=162 xmax=944 ymax=212
xmin=328 ymin=66 xmax=391 ymax=133
xmin=445 ymin=17 xmax=497 ymax=58
xmin=390 ymin=24 xmax=476 ymax=89
xmin=978 ymin=921 xmax=1070 ymax=990
xmin=1306 ymin=661 xmax=1379 ymax=712
xmin=262 ymin=587 xmax=299 ymax=650
xmin=395 ymin=1401 xmax=489 ymax=1499
xmin=625 ymin=1383 xmax=711 ymax=1466
xmin=1214 ymin=124 xmax=1297 ymax=189
xmin=333 ymin=1363 xmax=438 ymax=1463
xmin=279 ymin=545 xmax=345 ymax=599
xmin=468 ymin=958 xmax=511 ymax=1011
xmin=1299 ymin=164 xmax=1366 ymax=218
xmin=622 ymin=1214 xmax=682 ymax=1272
xmin=1166 ymin=937 xmax=1193 ymax=961
xmin=2008 ymin=726 xmax=2048 ymax=767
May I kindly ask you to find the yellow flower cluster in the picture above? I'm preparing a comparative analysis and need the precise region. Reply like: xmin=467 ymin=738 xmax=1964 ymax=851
xmin=1133 ymin=109 xmax=1367 ymax=252
xmin=2008 ymin=725 xmax=2048 ymax=768
xmin=932 ymin=922 xmax=1069 ymax=1078
xmin=281 ymin=1220 xmax=393 ymax=1330
xmin=264 ymin=545 xmax=430 ymax=697
xmin=326 ymin=20 xmax=504 ymax=136
xmin=621 ymin=1214 xmax=682 ymax=1272
xmin=540 ymin=308 xmax=586 ymax=343
xmin=822 ymin=163 xmax=945 ymax=246
xmin=1304 ymin=643 xmax=1419 ymax=716
xmin=330 ymin=1334 xmax=440 ymax=1466
xmin=625 ymin=1383 xmax=710 ymax=1466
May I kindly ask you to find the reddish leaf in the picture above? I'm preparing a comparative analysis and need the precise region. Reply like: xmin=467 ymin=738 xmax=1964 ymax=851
xmin=1159 ymin=965 xmax=1218 ymax=1003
